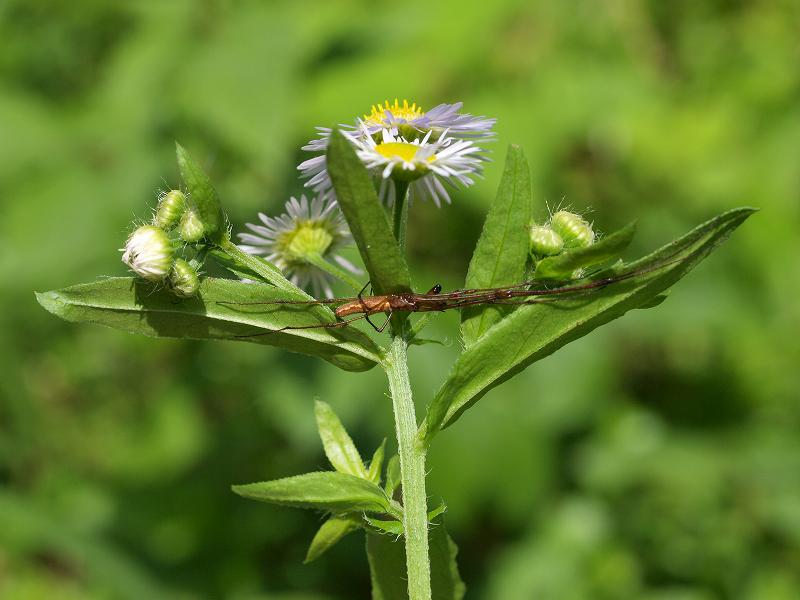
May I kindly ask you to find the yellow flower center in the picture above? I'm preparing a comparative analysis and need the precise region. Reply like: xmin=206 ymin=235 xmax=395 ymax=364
xmin=281 ymin=222 xmax=334 ymax=264
xmin=364 ymin=99 xmax=424 ymax=125
xmin=374 ymin=142 xmax=436 ymax=164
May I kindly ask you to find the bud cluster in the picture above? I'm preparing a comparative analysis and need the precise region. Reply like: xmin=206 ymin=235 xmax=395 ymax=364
xmin=120 ymin=189 xmax=206 ymax=297
xmin=529 ymin=210 xmax=595 ymax=262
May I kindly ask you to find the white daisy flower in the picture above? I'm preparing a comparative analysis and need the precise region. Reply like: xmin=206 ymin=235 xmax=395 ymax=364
xmin=121 ymin=225 xmax=174 ymax=281
xmin=361 ymin=99 xmax=496 ymax=139
xmin=237 ymin=194 xmax=361 ymax=298
xmin=298 ymin=99 xmax=494 ymax=205
xmin=354 ymin=126 xmax=486 ymax=207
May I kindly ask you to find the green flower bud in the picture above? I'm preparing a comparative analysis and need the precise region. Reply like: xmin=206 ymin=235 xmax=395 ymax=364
xmin=179 ymin=207 xmax=205 ymax=243
xmin=550 ymin=211 xmax=595 ymax=248
xmin=121 ymin=225 xmax=174 ymax=281
xmin=529 ymin=225 xmax=564 ymax=257
xmin=154 ymin=190 xmax=185 ymax=230
xmin=170 ymin=258 xmax=200 ymax=298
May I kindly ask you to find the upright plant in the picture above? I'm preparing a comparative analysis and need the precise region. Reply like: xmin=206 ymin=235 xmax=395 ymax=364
xmin=37 ymin=100 xmax=753 ymax=599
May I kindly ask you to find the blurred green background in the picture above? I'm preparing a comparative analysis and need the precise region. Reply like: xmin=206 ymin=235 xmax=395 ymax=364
xmin=2 ymin=1 xmax=799 ymax=598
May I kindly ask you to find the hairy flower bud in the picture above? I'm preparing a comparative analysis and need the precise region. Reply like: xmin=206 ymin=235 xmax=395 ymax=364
xmin=154 ymin=190 xmax=185 ymax=230
xmin=529 ymin=225 xmax=564 ymax=257
xmin=170 ymin=258 xmax=200 ymax=298
xmin=550 ymin=211 xmax=595 ymax=248
xmin=121 ymin=225 xmax=174 ymax=281
xmin=179 ymin=207 xmax=205 ymax=243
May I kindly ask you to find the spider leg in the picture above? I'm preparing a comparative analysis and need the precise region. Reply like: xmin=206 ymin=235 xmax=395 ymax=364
xmin=234 ymin=314 xmax=368 ymax=338
xmin=376 ymin=311 xmax=393 ymax=333
xmin=364 ymin=313 xmax=381 ymax=332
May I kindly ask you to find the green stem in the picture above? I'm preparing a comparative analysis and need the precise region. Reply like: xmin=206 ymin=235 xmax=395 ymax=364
xmin=217 ymin=237 xmax=298 ymax=293
xmin=392 ymin=181 xmax=410 ymax=251
xmin=304 ymin=253 xmax=364 ymax=294
xmin=384 ymin=335 xmax=431 ymax=600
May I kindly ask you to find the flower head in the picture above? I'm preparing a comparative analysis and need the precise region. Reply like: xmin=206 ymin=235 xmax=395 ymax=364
xmin=237 ymin=194 xmax=361 ymax=298
xmin=361 ymin=99 xmax=495 ymax=139
xmin=121 ymin=225 xmax=174 ymax=281
xmin=354 ymin=126 xmax=486 ymax=206
xmin=298 ymin=99 xmax=494 ymax=206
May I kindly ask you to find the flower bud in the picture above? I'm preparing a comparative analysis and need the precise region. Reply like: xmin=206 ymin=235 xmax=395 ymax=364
xmin=179 ymin=207 xmax=205 ymax=243
xmin=154 ymin=190 xmax=185 ymax=230
xmin=529 ymin=225 xmax=564 ymax=257
xmin=121 ymin=225 xmax=174 ymax=281
xmin=550 ymin=211 xmax=595 ymax=248
xmin=170 ymin=258 xmax=200 ymax=298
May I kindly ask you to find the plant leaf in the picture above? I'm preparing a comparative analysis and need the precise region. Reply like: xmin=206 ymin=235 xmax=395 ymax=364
xmin=364 ymin=504 xmax=448 ymax=537
xmin=367 ymin=439 xmax=387 ymax=484
xmin=176 ymin=143 xmax=224 ymax=241
xmin=460 ymin=145 xmax=533 ymax=346
xmin=315 ymin=400 xmax=367 ymax=477
xmin=534 ymin=221 xmax=636 ymax=279
xmin=422 ymin=207 xmax=756 ymax=443
xmin=366 ymin=515 xmax=465 ymax=600
xmin=232 ymin=471 xmax=392 ymax=513
xmin=384 ymin=455 xmax=401 ymax=498
xmin=365 ymin=516 xmax=404 ymax=536
xmin=304 ymin=515 xmax=361 ymax=564
xmin=326 ymin=130 xmax=412 ymax=295
xmin=36 ymin=277 xmax=380 ymax=372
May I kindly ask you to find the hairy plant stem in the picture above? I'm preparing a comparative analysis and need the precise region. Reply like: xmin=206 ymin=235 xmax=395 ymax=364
xmin=384 ymin=335 xmax=431 ymax=600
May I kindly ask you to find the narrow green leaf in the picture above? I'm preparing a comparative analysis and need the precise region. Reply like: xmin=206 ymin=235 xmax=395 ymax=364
xmin=326 ymin=130 xmax=412 ymax=295
xmin=427 ymin=503 xmax=447 ymax=523
xmin=534 ymin=221 xmax=636 ymax=279
xmin=175 ymin=143 xmax=224 ymax=241
xmin=366 ymin=516 xmax=465 ymax=600
xmin=315 ymin=400 xmax=367 ymax=477
xmin=232 ymin=471 xmax=392 ymax=513
xmin=365 ymin=503 xmax=447 ymax=537
xmin=384 ymin=455 xmax=401 ymax=497
xmin=422 ymin=208 xmax=756 ymax=443
xmin=36 ymin=277 xmax=380 ymax=372
xmin=637 ymin=292 xmax=670 ymax=310
xmin=304 ymin=515 xmax=361 ymax=564
xmin=460 ymin=144 xmax=532 ymax=346
xmin=368 ymin=439 xmax=387 ymax=484
xmin=365 ymin=516 xmax=404 ymax=536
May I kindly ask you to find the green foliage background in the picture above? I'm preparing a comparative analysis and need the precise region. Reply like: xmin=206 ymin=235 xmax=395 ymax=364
xmin=1 ymin=1 xmax=798 ymax=598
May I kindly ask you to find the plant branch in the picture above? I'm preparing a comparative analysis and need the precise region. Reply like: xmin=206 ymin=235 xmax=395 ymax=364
xmin=304 ymin=253 xmax=364 ymax=294
xmin=216 ymin=237 xmax=295 ymax=289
